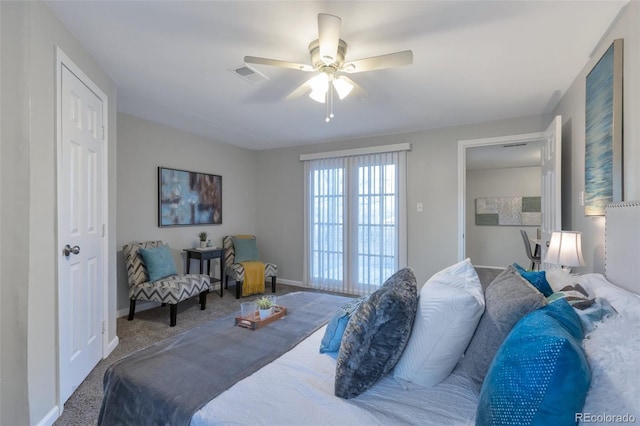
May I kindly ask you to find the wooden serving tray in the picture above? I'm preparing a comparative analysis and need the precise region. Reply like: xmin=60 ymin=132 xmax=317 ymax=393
xmin=235 ymin=306 xmax=287 ymax=330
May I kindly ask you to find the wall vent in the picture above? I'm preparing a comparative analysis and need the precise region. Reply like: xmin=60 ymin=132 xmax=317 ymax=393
xmin=230 ymin=64 xmax=269 ymax=84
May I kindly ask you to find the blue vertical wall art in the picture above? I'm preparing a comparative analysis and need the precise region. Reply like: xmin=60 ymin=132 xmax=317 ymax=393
xmin=585 ymin=39 xmax=623 ymax=216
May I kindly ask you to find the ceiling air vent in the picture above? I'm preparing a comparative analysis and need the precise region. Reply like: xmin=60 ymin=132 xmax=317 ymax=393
xmin=230 ymin=64 xmax=269 ymax=84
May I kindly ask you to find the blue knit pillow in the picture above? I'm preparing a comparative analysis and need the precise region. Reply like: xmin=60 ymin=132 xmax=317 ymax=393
xmin=335 ymin=267 xmax=418 ymax=399
xmin=477 ymin=298 xmax=590 ymax=426
xmin=513 ymin=263 xmax=554 ymax=296
xmin=139 ymin=245 xmax=178 ymax=282
xmin=320 ymin=297 xmax=367 ymax=354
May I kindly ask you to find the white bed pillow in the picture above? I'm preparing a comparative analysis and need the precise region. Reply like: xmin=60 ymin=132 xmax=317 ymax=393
xmin=576 ymin=273 xmax=640 ymax=313
xmin=394 ymin=258 xmax=485 ymax=387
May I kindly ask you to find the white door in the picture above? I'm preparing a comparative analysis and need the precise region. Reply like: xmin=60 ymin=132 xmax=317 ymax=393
xmin=540 ymin=115 xmax=562 ymax=269
xmin=58 ymin=64 xmax=104 ymax=403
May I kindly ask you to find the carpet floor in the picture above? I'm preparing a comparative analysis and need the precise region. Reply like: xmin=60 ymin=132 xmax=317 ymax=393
xmin=54 ymin=284 xmax=323 ymax=426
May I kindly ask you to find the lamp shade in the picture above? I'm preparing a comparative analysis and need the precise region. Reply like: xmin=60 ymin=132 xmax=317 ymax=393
xmin=543 ymin=231 xmax=586 ymax=268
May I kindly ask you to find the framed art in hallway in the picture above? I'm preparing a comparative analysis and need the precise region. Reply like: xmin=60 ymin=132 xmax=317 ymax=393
xmin=158 ymin=167 xmax=222 ymax=226
xmin=584 ymin=38 xmax=623 ymax=216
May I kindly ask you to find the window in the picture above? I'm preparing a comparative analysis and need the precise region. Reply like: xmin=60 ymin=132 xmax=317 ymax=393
xmin=303 ymin=146 xmax=408 ymax=295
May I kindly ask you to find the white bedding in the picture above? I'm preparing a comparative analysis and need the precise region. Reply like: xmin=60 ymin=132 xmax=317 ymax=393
xmin=191 ymin=325 xmax=478 ymax=426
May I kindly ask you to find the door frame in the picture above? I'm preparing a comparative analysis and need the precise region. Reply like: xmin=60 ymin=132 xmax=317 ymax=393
xmin=55 ymin=46 xmax=110 ymax=408
xmin=457 ymin=131 xmax=544 ymax=261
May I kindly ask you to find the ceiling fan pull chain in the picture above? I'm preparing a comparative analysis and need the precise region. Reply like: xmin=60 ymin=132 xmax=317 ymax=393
xmin=329 ymin=86 xmax=335 ymax=120
xmin=325 ymin=89 xmax=331 ymax=122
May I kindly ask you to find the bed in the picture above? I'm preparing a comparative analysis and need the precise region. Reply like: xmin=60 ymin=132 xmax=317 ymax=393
xmin=100 ymin=203 xmax=640 ymax=426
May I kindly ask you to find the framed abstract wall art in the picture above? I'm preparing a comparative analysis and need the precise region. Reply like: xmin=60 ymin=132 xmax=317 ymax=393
xmin=585 ymin=38 xmax=623 ymax=216
xmin=158 ymin=167 xmax=222 ymax=226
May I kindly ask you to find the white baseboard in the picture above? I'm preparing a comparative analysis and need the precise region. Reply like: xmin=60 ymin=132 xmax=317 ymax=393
xmin=105 ymin=335 xmax=119 ymax=357
xmin=36 ymin=405 xmax=59 ymax=426
xmin=277 ymin=278 xmax=306 ymax=288
xmin=116 ymin=300 xmax=159 ymax=318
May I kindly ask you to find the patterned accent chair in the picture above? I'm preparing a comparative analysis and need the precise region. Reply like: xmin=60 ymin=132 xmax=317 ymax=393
xmin=223 ymin=235 xmax=277 ymax=299
xmin=123 ymin=241 xmax=210 ymax=326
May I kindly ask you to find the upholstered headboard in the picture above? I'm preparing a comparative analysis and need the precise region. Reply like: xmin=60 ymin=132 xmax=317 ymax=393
xmin=605 ymin=202 xmax=640 ymax=295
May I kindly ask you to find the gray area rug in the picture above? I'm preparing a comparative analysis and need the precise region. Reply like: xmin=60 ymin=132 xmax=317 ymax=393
xmin=54 ymin=284 xmax=332 ymax=426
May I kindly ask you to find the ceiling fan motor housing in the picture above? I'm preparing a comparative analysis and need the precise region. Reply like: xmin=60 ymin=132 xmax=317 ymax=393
xmin=309 ymin=39 xmax=347 ymax=72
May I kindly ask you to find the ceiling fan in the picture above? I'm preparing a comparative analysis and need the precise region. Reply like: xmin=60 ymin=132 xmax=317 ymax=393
xmin=244 ymin=13 xmax=413 ymax=122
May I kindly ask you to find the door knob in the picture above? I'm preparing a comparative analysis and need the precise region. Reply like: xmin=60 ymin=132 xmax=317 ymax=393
xmin=63 ymin=244 xmax=80 ymax=256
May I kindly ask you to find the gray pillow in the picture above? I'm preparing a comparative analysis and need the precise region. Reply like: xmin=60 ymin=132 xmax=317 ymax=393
xmin=461 ymin=265 xmax=547 ymax=390
xmin=335 ymin=267 xmax=418 ymax=399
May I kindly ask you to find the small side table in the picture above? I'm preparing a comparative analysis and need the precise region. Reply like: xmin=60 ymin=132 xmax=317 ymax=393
xmin=184 ymin=247 xmax=225 ymax=297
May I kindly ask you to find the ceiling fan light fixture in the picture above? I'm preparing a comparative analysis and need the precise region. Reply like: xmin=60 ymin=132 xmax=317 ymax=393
xmin=332 ymin=76 xmax=353 ymax=100
xmin=309 ymin=73 xmax=329 ymax=103
xmin=309 ymin=88 xmax=327 ymax=103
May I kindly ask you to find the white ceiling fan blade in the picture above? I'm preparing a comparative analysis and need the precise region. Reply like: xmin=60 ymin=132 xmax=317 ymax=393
xmin=318 ymin=13 xmax=341 ymax=65
xmin=338 ymin=76 xmax=367 ymax=98
xmin=341 ymin=50 xmax=413 ymax=73
xmin=285 ymin=77 xmax=314 ymax=100
xmin=244 ymin=56 xmax=315 ymax=72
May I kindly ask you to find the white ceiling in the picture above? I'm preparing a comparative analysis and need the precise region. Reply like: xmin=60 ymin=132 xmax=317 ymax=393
xmin=466 ymin=140 xmax=542 ymax=170
xmin=46 ymin=0 xmax=627 ymax=151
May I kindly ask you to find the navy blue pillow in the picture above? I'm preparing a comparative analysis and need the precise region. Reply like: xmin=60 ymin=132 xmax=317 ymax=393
xmin=139 ymin=245 xmax=178 ymax=282
xmin=320 ymin=297 xmax=367 ymax=354
xmin=335 ymin=267 xmax=418 ymax=399
xmin=513 ymin=263 xmax=553 ymax=297
xmin=477 ymin=299 xmax=590 ymax=426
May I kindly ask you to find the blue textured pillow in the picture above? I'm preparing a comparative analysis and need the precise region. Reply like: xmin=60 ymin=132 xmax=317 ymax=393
xmin=335 ymin=267 xmax=418 ymax=399
xmin=513 ymin=263 xmax=553 ymax=296
xmin=233 ymin=237 xmax=260 ymax=262
xmin=477 ymin=298 xmax=590 ymax=426
xmin=320 ymin=297 xmax=367 ymax=354
xmin=139 ymin=245 xmax=178 ymax=282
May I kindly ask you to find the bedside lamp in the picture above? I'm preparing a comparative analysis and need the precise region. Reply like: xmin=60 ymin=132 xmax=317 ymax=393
xmin=543 ymin=231 xmax=586 ymax=272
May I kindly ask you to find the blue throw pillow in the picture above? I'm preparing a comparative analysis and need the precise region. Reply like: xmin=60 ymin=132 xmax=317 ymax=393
xmin=477 ymin=298 xmax=590 ymax=426
xmin=139 ymin=245 xmax=178 ymax=282
xmin=320 ymin=297 xmax=367 ymax=354
xmin=233 ymin=237 xmax=260 ymax=262
xmin=513 ymin=263 xmax=553 ymax=296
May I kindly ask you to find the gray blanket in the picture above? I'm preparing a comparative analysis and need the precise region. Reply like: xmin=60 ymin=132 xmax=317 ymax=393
xmin=98 ymin=291 xmax=352 ymax=426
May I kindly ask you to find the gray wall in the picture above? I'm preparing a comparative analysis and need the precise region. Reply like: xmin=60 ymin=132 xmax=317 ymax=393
xmin=255 ymin=115 xmax=549 ymax=288
xmin=1 ymin=2 xmax=30 ymax=423
xmin=1 ymin=1 xmax=118 ymax=424
xmin=465 ymin=166 xmax=541 ymax=268
xmin=553 ymin=1 xmax=640 ymax=274
xmin=116 ymin=113 xmax=258 ymax=312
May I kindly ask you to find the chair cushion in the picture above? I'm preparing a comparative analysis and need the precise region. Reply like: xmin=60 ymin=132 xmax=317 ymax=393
xmin=139 ymin=245 xmax=178 ymax=282
xmin=233 ymin=237 xmax=260 ymax=262
xmin=129 ymin=274 xmax=210 ymax=304
xmin=477 ymin=299 xmax=590 ymax=425
xmin=460 ymin=265 xmax=547 ymax=390
xmin=393 ymin=258 xmax=485 ymax=387
xmin=226 ymin=262 xmax=277 ymax=282
xmin=335 ymin=267 xmax=418 ymax=399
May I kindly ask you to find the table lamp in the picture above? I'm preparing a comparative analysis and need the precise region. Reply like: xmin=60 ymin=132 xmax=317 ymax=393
xmin=543 ymin=230 xmax=586 ymax=272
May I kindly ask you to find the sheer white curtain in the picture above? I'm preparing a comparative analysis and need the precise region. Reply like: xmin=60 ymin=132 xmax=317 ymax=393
xmin=303 ymin=146 xmax=408 ymax=295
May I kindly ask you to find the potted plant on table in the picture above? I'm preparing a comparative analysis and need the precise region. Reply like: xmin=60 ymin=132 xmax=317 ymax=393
xmin=199 ymin=232 xmax=207 ymax=248
xmin=256 ymin=296 xmax=274 ymax=320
